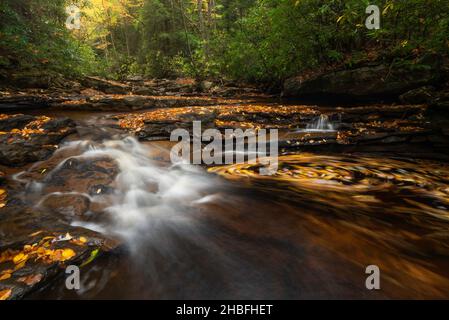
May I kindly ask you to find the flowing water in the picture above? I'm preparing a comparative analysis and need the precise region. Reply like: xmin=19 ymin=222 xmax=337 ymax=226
xmin=296 ymin=114 xmax=336 ymax=132
xmin=11 ymin=110 xmax=449 ymax=299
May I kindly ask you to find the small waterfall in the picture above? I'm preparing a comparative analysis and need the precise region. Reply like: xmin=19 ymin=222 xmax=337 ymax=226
xmin=17 ymin=137 xmax=219 ymax=251
xmin=306 ymin=114 xmax=335 ymax=132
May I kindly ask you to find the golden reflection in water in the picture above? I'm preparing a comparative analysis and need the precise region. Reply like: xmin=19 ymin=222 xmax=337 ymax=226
xmin=210 ymin=154 xmax=449 ymax=221
xmin=209 ymin=154 xmax=449 ymax=298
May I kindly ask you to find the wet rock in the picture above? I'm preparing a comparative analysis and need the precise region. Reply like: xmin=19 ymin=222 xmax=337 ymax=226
xmin=0 ymin=142 xmax=55 ymax=167
xmin=40 ymin=117 xmax=75 ymax=131
xmin=7 ymin=71 xmax=65 ymax=89
xmin=80 ymin=76 xmax=131 ymax=94
xmin=0 ymin=114 xmax=36 ymax=131
xmin=283 ymin=59 xmax=442 ymax=102
xmin=41 ymin=194 xmax=91 ymax=218
xmin=199 ymin=80 xmax=214 ymax=93
xmin=132 ymin=86 xmax=156 ymax=96
xmin=0 ymin=204 xmax=119 ymax=300
xmin=0 ymin=95 xmax=52 ymax=112
xmin=0 ymin=115 xmax=76 ymax=167
xmin=42 ymin=157 xmax=119 ymax=196
xmin=400 ymin=86 xmax=436 ymax=104
xmin=136 ymin=121 xmax=191 ymax=140
xmin=51 ymin=94 xmax=248 ymax=111
xmin=126 ymin=75 xmax=144 ymax=82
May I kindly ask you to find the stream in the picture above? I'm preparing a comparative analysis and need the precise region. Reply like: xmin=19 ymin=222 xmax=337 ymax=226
xmin=2 ymin=105 xmax=449 ymax=300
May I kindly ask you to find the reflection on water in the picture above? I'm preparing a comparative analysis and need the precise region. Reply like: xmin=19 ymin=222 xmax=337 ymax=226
xmin=209 ymin=154 xmax=449 ymax=298
xmin=210 ymin=154 xmax=449 ymax=222
xmin=29 ymin=139 xmax=449 ymax=299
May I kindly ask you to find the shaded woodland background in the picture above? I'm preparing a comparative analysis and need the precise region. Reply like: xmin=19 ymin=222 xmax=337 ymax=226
xmin=0 ymin=0 xmax=448 ymax=86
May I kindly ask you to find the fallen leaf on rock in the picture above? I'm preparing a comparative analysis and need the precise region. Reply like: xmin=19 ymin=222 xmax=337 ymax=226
xmin=0 ymin=188 xmax=6 ymax=208
xmin=14 ymin=261 xmax=26 ymax=271
xmin=0 ymin=273 xmax=11 ymax=281
xmin=53 ymin=233 xmax=73 ymax=243
xmin=81 ymin=249 xmax=99 ymax=267
xmin=12 ymin=253 xmax=28 ymax=265
xmin=0 ymin=250 xmax=17 ymax=264
xmin=0 ymin=288 xmax=12 ymax=300
xmin=1 ymin=236 xmax=78 ymax=268
xmin=17 ymin=274 xmax=43 ymax=286
xmin=29 ymin=231 xmax=44 ymax=237
xmin=61 ymin=249 xmax=76 ymax=261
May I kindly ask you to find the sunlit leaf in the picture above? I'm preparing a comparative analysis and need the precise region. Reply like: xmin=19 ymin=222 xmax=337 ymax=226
xmin=0 ymin=289 xmax=12 ymax=300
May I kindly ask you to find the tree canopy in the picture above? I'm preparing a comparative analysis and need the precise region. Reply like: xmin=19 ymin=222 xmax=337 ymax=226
xmin=1 ymin=0 xmax=448 ymax=84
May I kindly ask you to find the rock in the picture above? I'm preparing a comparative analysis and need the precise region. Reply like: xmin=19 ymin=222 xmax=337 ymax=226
xmin=52 ymin=94 xmax=249 ymax=111
xmin=42 ymin=156 xmax=119 ymax=196
xmin=41 ymin=194 xmax=91 ymax=217
xmin=123 ymin=95 xmax=148 ymax=108
xmin=400 ymin=86 xmax=436 ymax=104
xmin=283 ymin=60 xmax=442 ymax=102
xmin=0 ymin=114 xmax=36 ymax=131
xmin=80 ymin=76 xmax=131 ymax=94
xmin=126 ymin=75 xmax=144 ymax=82
xmin=425 ymin=87 xmax=449 ymax=122
xmin=0 ymin=204 xmax=118 ymax=300
xmin=0 ymin=143 xmax=56 ymax=167
xmin=0 ymin=95 xmax=52 ymax=112
xmin=7 ymin=71 xmax=65 ymax=89
xmin=0 ymin=115 xmax=76 ymax=167
xmin=132 ymin=86 xmax=156 ymax=96
xmin=40 ymin=117 xmax=75 ymax=131
xmin=199 ymin=81 xmax=214 ymax=92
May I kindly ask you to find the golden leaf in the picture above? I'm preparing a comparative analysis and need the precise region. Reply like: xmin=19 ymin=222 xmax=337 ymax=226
xmin=12 ymin=253 xmax=28 ymax=265
xmin=29 ymin=230 xmax=44 ymax=237
xmin=0 ymin=273 xmax=11 ymax=281
xmin=0 ymin=288 xmax=12 ymax=300
xmin=61 ymin=249 xmax=76 ymax=261
xmin=14 ymin=261 xmax=26 ymax=271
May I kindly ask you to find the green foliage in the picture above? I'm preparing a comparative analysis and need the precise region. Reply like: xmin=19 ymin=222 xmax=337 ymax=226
xmin=212 ymin=0 xmax=449 ymax=83
xmin=1 ymin=0 xmax=448 ymax=83
xmin=0 ymin=0 xmax=100 ymax=78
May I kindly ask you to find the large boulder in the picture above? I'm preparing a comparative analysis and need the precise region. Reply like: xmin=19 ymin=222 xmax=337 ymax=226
xmin=283 ymin=59 xmax=443 ymax=102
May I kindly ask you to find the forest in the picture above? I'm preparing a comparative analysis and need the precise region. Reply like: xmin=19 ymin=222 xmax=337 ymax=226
xmin=1 ymin=0 xmax=448 ymax=85
xmin=1 ymin=0 xmax=449 ymax=301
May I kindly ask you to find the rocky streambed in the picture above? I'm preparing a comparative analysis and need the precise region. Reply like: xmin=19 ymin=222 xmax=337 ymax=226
xmin=1 ymin=77 xmax=449 ymax=299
